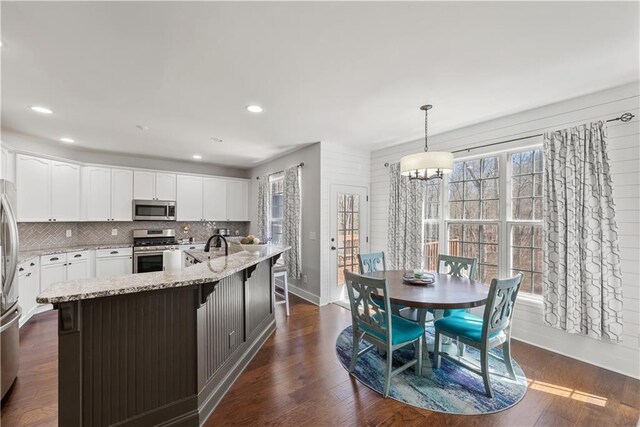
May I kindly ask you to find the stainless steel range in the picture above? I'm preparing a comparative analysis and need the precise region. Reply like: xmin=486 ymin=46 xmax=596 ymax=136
xmin=132 ymin=229 xmax=179 ymax=274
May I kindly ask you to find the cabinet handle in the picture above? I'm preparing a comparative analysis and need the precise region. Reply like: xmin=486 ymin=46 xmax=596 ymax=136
xmin=53 ymin=219 xmax=56 ymax=221
xmin=30 ymin=263 xmax=35 ymax=267
xmin=67 ymin=262 xmax=71 ymax=266
xmin=18 ymin=267 xmax=24 ymax=272
xmin=26 ymin=272 xmax=31 ymax=277
xmin=74 ymin=254 xmax=82 ymax=258
xmin=48 ymin=219 xmax=52 ymax=222
xmin=110 ymin=251 xmax=119 ymax=254
xmin=50 ymin=257 xmax=59 ymax=261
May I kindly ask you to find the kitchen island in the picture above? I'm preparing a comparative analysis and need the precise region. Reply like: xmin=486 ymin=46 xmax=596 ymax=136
xmin=37 ymin=245 xmax=289 ymax=426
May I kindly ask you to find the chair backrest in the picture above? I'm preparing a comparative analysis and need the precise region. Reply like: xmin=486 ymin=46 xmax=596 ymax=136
xmin=481 ymin=273 xmax=523 ymax=340
xmin=437 ymin=254 xmax=478 ymax=280
xmin=344 ymin=270 xmax=392 ymax=345
xmin=358 ymin=252 xmax=386 ymax=274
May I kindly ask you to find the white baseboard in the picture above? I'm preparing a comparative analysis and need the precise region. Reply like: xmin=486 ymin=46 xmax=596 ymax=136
xmin=287 ymin=284 xmax=320 ymax=306
xmin=19 ymin=304 xmax=53 ymax=328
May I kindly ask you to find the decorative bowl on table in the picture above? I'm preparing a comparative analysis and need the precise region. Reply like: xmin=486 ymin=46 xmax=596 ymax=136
xmin=402 ymin=271 xmax=435 ymax=286
xmin=239 ymin=235 xmax=268 ymax=253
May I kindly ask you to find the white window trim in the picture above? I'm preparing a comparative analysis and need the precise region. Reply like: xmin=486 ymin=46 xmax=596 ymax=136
xmin=432 ymin=147 xmax=543 ymax=303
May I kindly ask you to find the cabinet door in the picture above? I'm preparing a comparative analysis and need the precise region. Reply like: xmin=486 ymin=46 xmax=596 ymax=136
xmin=50 ymin=161 xmax=81 ymax=221
xmin=16 ymin=155 xmax=51 ymax=221
xmin=84 ymin=167 xmax=112 ymax=221
xmin=133 ymin=170 xmax=156 ymax=200
xmin=176 ymin=175 xmax=204 ymax=221
xmin=155 ymin=173 xmax=176 ymax=200
xmin=96 ymin=256 xmax=132 ymax=278
xmin=40 ymin=262 xmax=66 ymax=292
xmin=111 ymin=169 xmax=133 ymax=221
xmin=203 ymin=177 xmax=228 ymax=221
xmin=66 ymin=259 xmax=89 ymax=280
xmin=227 ymin=180 xmax=249 ymax=221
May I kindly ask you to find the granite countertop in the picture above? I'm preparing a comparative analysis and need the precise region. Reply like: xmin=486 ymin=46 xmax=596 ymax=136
xmin=19 ymin=243 xmax=133 ymax=264
xmin=36 ymin=245 xmax=289 ymax=304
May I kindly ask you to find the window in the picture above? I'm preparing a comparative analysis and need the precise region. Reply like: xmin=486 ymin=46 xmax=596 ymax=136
xmin=509 ymin=149 xmax=544 ymax=297
xmin=432 ymin=147 xmax=544 ymax=297
xmin=269 ymin=176 xmax=284 ymax=244
xmin=423 ymin=180 xmax=440 ymax=271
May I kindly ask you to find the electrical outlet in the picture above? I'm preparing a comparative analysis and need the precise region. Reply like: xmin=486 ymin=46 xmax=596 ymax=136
xmin=303 ymin=274 xmax=308 ymax=284
xmin=111 ymin=229 xmax=118 ymax=236
xmin=66 ymin=229 xmax=72 ymax=237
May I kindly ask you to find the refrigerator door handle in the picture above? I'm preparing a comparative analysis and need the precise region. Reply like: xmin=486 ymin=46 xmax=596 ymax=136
xmin=0 ymin=305 xmax=21 ymax=333
xmin=1 ymin=195 xmax=19 ymax=298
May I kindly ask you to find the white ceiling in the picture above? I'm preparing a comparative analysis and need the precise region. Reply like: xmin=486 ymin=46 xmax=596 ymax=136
xmin=1 ymin=2 xmax=638 ymax=168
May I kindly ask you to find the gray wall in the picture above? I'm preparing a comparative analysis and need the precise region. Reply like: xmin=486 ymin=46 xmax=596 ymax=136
xmin=248 ymin=143 xmax=321 ymax=302
xmin=1 ymin=129 xmax=249 ymax=178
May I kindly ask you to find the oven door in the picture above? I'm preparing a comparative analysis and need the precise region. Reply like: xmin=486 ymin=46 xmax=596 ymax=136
xmin=133 ymin=200 xmax=175 ymax=221
xmin=133 ymin=251 xmax=165 ymax=274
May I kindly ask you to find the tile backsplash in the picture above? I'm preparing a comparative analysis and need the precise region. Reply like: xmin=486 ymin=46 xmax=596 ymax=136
xmin=18 ymin=221 xmax=250 ymax=251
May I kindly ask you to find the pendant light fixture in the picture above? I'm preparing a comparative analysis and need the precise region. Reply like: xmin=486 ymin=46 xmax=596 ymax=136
xmin=400 ymin=104 xmax=453 ymax=181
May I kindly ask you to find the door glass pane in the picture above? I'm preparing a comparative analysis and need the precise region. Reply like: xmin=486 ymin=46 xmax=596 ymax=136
xmin=336 ymin=193 xmax=361 ymax=285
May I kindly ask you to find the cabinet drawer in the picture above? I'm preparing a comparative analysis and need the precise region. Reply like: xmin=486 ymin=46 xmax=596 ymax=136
xmin=96 ymin=247 xmax=132 ymax=258
xmin=18 ymin=258 xmax=37 ymax=274
xmin=179 ymin=244 xmax=205 ymax=251
xmin=41 ymin=253 xmax=67 ymax=265
xmin=67 ymin=251 xmax=89 ymax=261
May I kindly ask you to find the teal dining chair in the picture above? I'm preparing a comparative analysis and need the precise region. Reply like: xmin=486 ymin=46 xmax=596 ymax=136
xmin=344 ymin=270 xmax=424 ymax=398
xmin=357 ymin=252 xmax=406 ymax=315
xmin=436 ymin=254 xmax=479 ymax=318
xmin=433 ymin=273 xmax=524 ymax=398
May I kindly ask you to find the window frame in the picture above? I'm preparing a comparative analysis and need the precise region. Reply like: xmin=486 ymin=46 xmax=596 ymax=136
xmin=435 ymin=145 xmax=543 ymax=302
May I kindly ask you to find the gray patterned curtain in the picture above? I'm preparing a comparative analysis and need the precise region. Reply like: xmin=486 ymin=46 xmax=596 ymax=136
xmin=256 ymin=176 xmax=270 ymax=241
xmin=283 ymin=166 xmax=301 ymax=279
xmin=387 ymin=162 xmax=425 ymax=270
xmin=543 ymin=121 xmax=623 ymax=342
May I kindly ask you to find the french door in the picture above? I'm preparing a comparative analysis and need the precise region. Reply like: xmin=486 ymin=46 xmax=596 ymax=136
xmin=329 ymin=185 xmax=369 ymax=303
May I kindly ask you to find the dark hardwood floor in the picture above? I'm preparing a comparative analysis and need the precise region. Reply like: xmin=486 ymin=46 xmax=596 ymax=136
xmin=2 ymin=296 xmax=638 ymax=426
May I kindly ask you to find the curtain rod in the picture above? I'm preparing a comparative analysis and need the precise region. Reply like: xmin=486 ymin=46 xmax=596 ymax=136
xmin=383 ymin=111 xmax=635 ymax=166
xmin=256 ymin=162 xmax=304 ymax=179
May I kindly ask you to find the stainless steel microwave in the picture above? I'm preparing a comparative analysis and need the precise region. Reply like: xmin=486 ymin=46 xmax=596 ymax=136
xmin=133 ymin=200 xmax=176 ymax=221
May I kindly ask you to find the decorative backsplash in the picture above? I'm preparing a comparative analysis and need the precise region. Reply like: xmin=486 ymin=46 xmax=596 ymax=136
xmin=17 ymin=221 xmax=250 ymax=251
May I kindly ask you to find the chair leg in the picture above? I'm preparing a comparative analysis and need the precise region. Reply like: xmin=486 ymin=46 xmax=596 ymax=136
xmin=384 ymin=349 xmax=393 ymax=398
xmin=480 ymin=347 xmax=493 ymax=398
xmin=283 ymin=273 xmax=290 ymax=317
xmin=349 ymin=329 xmax=359 ymax=373
xmin=415 ymin=337 xmax=423 ymax=376
xmin=502 ymin=338 xmax=516 ymax=380
xmin=433 ymin=330 xmax=441 ymax=369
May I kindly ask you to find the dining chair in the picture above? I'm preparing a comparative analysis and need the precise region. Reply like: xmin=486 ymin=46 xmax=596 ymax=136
xmin=273 ymin=264 xmax=290 ymax=316
xmin=357 ymin=252 xmax=404 ymax=314
xmin=433 ymin=273 xmax=523 ymax=398
xmin=344 ymin=270 xmax=424 ymax=398
xmin=436 ymin=254 xmax=479 ymax=318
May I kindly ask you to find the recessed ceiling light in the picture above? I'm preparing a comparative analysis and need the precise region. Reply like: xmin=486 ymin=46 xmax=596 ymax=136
xmin=209 ymin=137 xmax=223 ymax=143
xmin=30 ymin=105 xmax=53 ymax=115
xmin=192 ymin=154 xmax=202 ymax=160
xmin=136 ymin=125 xmax=150 ymax=131
xmin=246 ymin=105 xmax=263 ymax=113
xmin=59 ymin=137 xmax=74 ymax=143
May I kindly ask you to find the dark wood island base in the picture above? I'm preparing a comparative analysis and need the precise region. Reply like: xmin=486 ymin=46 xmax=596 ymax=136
xmin=53 ymin=255 xmax=281 ymax=426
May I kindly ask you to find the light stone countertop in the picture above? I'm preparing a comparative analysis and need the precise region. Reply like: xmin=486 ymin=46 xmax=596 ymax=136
xmin=36 ymin=245 xmax=289 ymax=304
xmin=18 ymin=243 xmax=133 ymax=264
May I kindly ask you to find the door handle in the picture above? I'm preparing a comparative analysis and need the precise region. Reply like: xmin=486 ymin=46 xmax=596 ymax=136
xmin=1 ymin=195 xmax=19 ymax=295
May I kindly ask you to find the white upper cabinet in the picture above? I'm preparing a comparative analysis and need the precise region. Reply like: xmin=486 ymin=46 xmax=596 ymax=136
xmin=16 ymin=154 xmax=81 ymax=222
xmin=176 ymin=175 xmax=204 ymax=221
xmin=203 ymin=177 xmax=228 ymax=220
xmin=155 ymin=173 xmax=176 ymax=200
xmin=133 ymin=170 xmax=155 ymax=200
xmin=50 ymin=161 xmax=81 ymax=221
xmin=17 ymin=154 xmax=51 ymax=221
xmin=227 ymin=180 xmax=249 ymax=221
xmin=134 ymin=170 xmax=176 ymax=200
xmin=84 ymin=167 xmax=112 ymax=221
xmin=84 ymin=167 xmax=133 ymax=221
xmin=111 ymin=169 xmax=133 ymax=221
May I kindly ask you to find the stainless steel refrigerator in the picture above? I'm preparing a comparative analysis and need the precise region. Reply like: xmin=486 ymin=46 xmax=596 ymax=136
xmin=0 ymin=179 xmax=20 ymax=400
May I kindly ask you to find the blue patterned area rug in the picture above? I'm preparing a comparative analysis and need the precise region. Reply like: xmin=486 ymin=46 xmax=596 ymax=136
xmin=335 ymin=325 xmax=528 ymax=415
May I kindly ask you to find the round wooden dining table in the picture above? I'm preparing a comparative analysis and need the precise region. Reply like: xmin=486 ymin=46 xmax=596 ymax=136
xmin=362 ymin=270 xmax=490 ymax=374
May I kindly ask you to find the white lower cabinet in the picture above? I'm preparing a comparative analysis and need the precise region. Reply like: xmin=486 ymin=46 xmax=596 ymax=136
xmin=18 ymin=258 xmax=39 ymax=327
xmin=66 ymin=251 xmax=90 ymax=280
xmin=40 ymin=254 xmax=68 ymax=293
xmin=95 ymin=248 xmax=133 ymax=278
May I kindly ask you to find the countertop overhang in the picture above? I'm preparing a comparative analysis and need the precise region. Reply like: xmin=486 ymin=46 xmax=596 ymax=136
xmin=36 ymin=245 xmax=290 ymax=304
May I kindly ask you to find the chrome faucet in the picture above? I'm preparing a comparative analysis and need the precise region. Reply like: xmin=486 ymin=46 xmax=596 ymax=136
xmin=204 ymin=234 xmax=228 ymax=256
